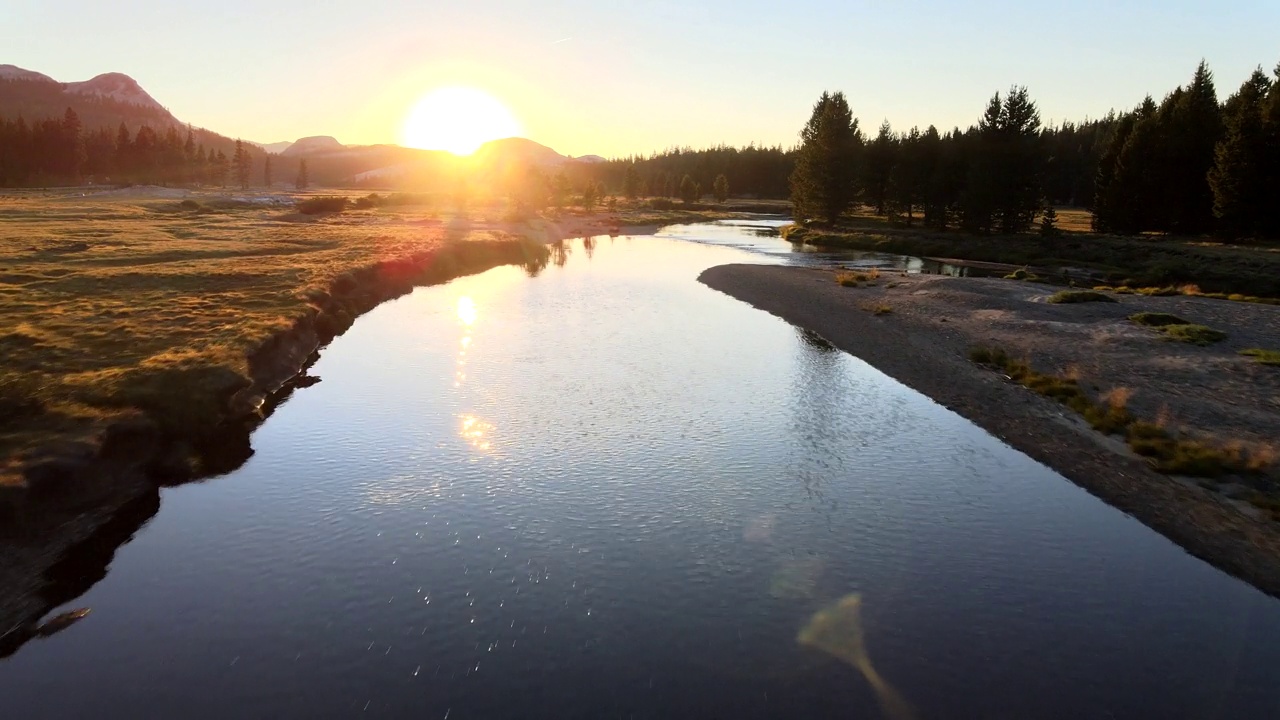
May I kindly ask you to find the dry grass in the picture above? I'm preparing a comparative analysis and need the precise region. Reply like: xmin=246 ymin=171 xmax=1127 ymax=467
xmin=0 ymin=189 xmax=561 ymax=482
xmin=835 ymin=268 xmax=880 ymax=287
xmin=968 ymin=345 xmax=1275 ymax=481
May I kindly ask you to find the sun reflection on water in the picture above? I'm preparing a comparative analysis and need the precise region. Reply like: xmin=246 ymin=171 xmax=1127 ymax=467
xmin=460 ymin=414 xmax=494 ymax=451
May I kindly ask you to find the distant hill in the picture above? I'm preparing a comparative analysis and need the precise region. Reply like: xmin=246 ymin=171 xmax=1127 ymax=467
xmin=253 ymin=140 xmax=294 ymax=154
xmin=0 ymin=64 xmax=252 ymax=168
xmin=281 ymin=135 xmax=345 ymax=157
xmin=0 ymin=64 xmax=602 ymax=188
xmin=0 ymin=65 xmax=179 ymax=130
xmin=473 ymin=137 xmax=567 ymax=168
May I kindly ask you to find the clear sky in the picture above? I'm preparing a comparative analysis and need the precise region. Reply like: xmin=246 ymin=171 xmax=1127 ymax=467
xmin=5 ymin=0 xmax=1278 ymax=157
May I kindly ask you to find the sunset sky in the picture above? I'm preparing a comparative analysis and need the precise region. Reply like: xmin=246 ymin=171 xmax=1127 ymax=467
xmin=6 ymin=0 xmax=1279 ymax=157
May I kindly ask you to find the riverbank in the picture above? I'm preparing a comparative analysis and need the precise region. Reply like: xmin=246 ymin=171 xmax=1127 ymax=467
xmin=783 ymin=224 xmax=1280 ymax=300
xmin=699 ymin=263 xmax=1280 ymax=596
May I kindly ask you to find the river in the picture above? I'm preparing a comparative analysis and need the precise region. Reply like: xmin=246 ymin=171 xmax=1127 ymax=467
xmin=3 ymin=221 xmax=1280 ymax=719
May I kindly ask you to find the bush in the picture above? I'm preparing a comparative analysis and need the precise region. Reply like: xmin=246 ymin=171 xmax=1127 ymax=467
xmin=352 ymin=193 xmax=382 ymax=210
xmin=1162 ymin=324 xmax=1227 ymax=346
xmin=297 ymin=196 xmax=349 ymax=215
xmin=1129 ymin=312 xmax=1190 ymax=327
xmin=647 ymin=198 xmax=674 ymax=211
xmin=1047 ymin=290 xmax=1117 ymax=304
xmin=1240 ymin=349 xmax=1280 ymax=366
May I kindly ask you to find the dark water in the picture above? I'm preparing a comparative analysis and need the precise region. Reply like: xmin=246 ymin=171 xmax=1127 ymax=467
xmin=4 ymin=225 xmax=1280 ymax=719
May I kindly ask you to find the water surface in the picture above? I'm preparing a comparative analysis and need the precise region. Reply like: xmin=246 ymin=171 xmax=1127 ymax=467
xmin=4 ymin=225 xmax=1280 ymax=719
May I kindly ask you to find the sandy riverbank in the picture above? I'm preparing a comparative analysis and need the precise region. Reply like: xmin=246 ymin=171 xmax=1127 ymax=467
xmin=699 ymin=263 xmax=1280 ymax=597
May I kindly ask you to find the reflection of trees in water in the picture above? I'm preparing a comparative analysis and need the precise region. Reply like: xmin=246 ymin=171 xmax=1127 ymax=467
xmin=523 ymin=252 xmax=549 ymax=278
xmin=550 ymin=239 xmax=572 ymax=268
xmin=787 ymin=328 xmax=856 ymax=519
xmin=582 ymin=236 xmax=595 ymax=260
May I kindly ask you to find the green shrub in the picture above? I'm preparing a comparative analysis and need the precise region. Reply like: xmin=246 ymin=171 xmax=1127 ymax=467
xmin=297 ymin=196 xmax=349 ymax=215
xmin=1129 ymin=312 xmax=1190 ymax=327
xmin=1047 ymin=290 xmax=1117 ymax=304
xmin=1162 ymin=324 xmax=1227 ymax=346
xmin=1240 ymin=349 xmax=1280 ymax=366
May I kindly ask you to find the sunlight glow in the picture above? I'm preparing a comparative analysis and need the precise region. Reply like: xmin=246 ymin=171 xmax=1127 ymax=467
xmin=402 ymin=87 xmax=521 ymax=155
xmin=456 ymin=296 xmax=477 ymax=326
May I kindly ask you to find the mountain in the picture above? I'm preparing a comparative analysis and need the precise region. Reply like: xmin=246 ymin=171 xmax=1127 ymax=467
xmin=0 ymin=65 xmax=180 ymax=131
xmin=64 ymin=72 xmax=168 ymax=114
xmin=0 ymin=64 xmax=604 ymax=188
xmin=473 ymin=137 xmax=567 ymax=167
xmin=571 ymin=155 xmax=607 ymax=164
xmin=281 ymin=136 xmax=345 ymax=156
xmin=253 ymin=140 xmax=294 ymax=154
xmin=0 ymin=65 xmax=55 ymax=83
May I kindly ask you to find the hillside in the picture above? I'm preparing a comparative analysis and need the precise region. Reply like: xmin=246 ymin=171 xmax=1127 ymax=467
xmin=0 ymin=64 xmax=602 ymax=188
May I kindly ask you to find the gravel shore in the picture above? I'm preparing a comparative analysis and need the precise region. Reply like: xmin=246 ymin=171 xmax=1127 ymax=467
xmin=699 ymin=263 xmax=1280 ymax=597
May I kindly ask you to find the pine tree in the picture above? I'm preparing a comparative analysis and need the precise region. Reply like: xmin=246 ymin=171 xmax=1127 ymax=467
xmin=713 ymin=174 xmax=729 ymax=203
xmin=295 ymin=159 xmax=309 ymax=190
xmin=622 ymin=164 xmax=639 ymax=199
xmin=1039 ymin=206 xmax=1060 ymax=236
xmin=887 ymin=127 xmax=927 ymax=226
xmin=232 ymin=139 xmax=251 ymax=189
xmin=864 ymin=120 xmax=897 ymax=215
xmin=961 ymin=88 xmax=1043 ymax=234
xmin=1165 ymin=61 xmax=1224 ymax=235
xmin=114 ymin=123 xmax=132 ymax=181
xmin=678 ymin=174 xmax=699 ymax=204
xmin=263 ymin=155 xmax=273 ymax=188
xmin=582 ymin=180 xmax=599 ymax=211
xmin=213 ymin=149 xmax=229 ymax=187
xmin=60 ymin=108 xmax=84 ymax=180
xmin=790 ymin=91 xmax=863 ymax=224
xmin=1209 ymin=68 xmax=1272 ymax=238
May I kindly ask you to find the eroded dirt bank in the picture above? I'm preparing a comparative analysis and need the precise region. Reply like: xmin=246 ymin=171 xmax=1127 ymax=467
xmin=699 ymin=263 xmax=1280 ymax=597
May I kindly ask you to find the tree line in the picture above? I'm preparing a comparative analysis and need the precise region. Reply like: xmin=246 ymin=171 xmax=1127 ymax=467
xmin=0 ymin=107 xmax=264 ymax=187
xmin=791 ymin=60 xmax=1280 ymax=241
xmin=583 ymin=144 xmax=794 ymax=200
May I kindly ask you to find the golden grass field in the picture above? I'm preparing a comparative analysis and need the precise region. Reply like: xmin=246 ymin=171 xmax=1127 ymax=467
xmin=0 ymin=189 xmax=579 ymax=484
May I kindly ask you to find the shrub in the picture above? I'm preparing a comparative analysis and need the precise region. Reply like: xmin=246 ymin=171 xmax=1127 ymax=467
xmin=297 ymin=196 xmax=349 ymax=215
xmin=1129 ymin=312 xmax=1190 ymax=327
xmin=868 ymin=303 xmax=892 ymax=316
xmin=1004 ymin=268 xmax=1043 ymax=281
xmin=1162 ymin=324 xmax=1227 ymax=346
xmin=1047 ymin=290 xmax=1117 ymax=304
xmin=352 ymin=193 xmax=382 ymax=210
xmin=1240 ymin=349 xmax=1280 ymax=366
xmin=968 ymin=346 xmax=1010 ymax=366
xmin=647 ymin=198 xmax=674 ymax=211
xmin=835 ymin=268 xmax=879 ymax=287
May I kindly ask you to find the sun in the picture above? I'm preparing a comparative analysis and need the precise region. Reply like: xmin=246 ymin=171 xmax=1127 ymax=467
xmin=402 ymin=87 xmax=521 ymax=156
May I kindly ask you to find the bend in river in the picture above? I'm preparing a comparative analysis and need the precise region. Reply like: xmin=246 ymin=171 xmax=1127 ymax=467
xmin=4 ymin=222 xmax=1280 ymax=719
